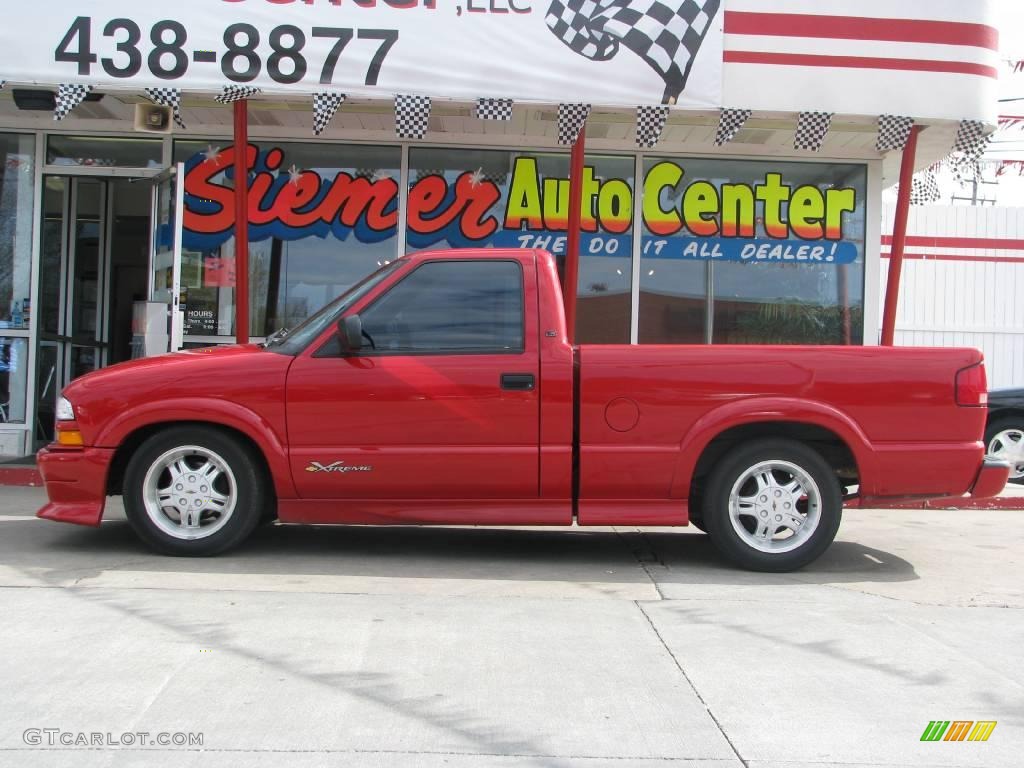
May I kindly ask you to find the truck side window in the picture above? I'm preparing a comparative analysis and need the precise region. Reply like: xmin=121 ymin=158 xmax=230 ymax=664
xmin=359 ymin=260 xmax=524 ymax=353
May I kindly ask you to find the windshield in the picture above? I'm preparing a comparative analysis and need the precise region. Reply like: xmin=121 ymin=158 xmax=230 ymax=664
xmin=266 ymin=259 xmax=404 ymax=355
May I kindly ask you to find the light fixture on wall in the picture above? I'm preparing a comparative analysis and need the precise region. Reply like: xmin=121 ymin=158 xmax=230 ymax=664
xmin=11 ymin=89 xmax=103 ymax=111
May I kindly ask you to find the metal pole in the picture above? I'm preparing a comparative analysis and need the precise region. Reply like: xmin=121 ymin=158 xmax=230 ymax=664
xmin=880 ymin=125 xmax=921 ymax=346
xmin=233 ymin=99 xmax=250 ymax=345
xmin=564 ymin=126 xmax=586 ymax=344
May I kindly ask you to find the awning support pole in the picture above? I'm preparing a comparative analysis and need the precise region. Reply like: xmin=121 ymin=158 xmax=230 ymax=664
xmin=564 ymin=126 xmax=586 ymax=344
xmin=880 ymin=125 xmax=921 ymax=346
xmin=233 ymin=99 xmax=250 ymax=345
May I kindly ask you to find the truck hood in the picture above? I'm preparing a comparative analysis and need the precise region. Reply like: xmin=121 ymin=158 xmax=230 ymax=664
xmin=61 ymin=344 xmax=294 ymax=446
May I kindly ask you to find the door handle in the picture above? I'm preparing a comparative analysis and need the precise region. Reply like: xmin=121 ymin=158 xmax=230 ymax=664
xmin=500 ymin=373 xmax=535 ymax=391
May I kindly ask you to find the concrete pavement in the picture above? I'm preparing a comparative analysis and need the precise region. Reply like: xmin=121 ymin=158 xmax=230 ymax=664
xmin=0 ymin=487 xmax=1021 ymax=767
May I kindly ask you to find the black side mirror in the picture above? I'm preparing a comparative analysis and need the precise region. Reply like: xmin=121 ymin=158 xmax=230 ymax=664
xmin=339 ymin=314 xmax=363 ymax=353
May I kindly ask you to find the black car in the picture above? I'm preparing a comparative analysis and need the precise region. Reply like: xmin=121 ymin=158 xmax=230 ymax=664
xmin=986 ymin=388 xmax=1024 ymax=485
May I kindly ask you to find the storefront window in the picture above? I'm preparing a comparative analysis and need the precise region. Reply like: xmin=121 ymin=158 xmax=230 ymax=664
xmin=406 ymin=148 xmax=633 ymax=343
xmin=47 ymin=136 xmax=162 ymax=169
xmin=173 ymin=140 xmax=401 ymax=337
xmin=639 ymin=157 xmax=867 ymax=345
xmin=0 ymin=133 xmax=35 ymax=331
xmin=0 ymin=337 xmax=28 ymax=423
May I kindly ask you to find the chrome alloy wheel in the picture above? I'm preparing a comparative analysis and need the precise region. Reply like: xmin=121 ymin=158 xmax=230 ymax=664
xmin=988 ymin=428 xmax=1024 ymax=480
xmin=729 ymin=460 xmax=822 ymax=554
xmin=142 ymin=446 xmax=237 ymax=540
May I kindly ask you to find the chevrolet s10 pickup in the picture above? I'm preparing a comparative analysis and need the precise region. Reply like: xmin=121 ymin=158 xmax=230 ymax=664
xmin=37 ymin=248 xmax=1010 ymax=571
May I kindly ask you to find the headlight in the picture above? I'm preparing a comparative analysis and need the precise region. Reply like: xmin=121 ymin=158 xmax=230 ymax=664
xmin=56 ymin=396 xmax=76 ymax=421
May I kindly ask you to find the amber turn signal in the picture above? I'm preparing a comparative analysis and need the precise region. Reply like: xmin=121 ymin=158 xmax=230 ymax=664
xmin=56 ymin=429 xmax=84 ymax=447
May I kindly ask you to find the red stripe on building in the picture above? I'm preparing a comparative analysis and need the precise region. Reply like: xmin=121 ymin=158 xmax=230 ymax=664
xmin=724 ymin=12 xmax=998 ymax=50
xmin=722 ymin=51 xmax=997 ymax=79
xmin=881 ymin=235 xmax=1024 ymax=250
xmin=881 ymin=251 xmax=1024 ymax=264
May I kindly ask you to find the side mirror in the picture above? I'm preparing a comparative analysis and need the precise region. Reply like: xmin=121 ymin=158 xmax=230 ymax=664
xmin=339 ymin=314 xmax=363 ymax=353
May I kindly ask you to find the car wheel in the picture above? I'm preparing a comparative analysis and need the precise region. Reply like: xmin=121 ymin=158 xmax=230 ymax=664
xmin=123 ymin=426 xmax=269 ymax=556
xmin=703 ymin=439 xmax=842 ymax=572
xmin=985 ymin=418 xmax=1024 ymax=485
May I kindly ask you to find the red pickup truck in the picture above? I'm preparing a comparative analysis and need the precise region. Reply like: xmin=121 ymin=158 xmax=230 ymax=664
xmin=37 ymin=248 xmax=1009 ymax=571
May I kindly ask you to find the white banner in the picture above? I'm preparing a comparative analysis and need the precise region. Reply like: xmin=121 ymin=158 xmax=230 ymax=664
xmin=0 ymin=0 xmax=722 ymax=108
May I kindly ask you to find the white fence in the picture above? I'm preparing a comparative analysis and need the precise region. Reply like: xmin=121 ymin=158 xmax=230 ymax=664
xmin=880 ymin=205 xmax=1024 ymax=389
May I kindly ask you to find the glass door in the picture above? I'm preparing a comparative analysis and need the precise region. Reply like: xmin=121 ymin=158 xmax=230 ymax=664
xmin=149 ymin=164 xmax=185 ymax=353
xmin=35 ymin=177 xmax=111 ymax=443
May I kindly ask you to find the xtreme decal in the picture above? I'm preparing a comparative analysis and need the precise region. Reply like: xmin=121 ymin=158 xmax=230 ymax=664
xmin=182 ymin=145 xmax=862 ymax=264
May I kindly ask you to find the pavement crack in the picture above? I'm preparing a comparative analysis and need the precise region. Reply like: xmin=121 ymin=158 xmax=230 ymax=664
xmin=616 ymin=528 xmax=667 ymax=601
xmin=635 ymin=600 xmax=749 ymax=768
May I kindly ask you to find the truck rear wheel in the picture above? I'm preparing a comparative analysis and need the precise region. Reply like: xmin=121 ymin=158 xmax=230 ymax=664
xmin=123 ymin=426 xmax=269 ymax=556
xmin=703 ymin=439 xmax=842 ymax=572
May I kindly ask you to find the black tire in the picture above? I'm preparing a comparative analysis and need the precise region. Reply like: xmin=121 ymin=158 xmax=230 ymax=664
xmin=123 ymin=426 xmax=271 ymax=556
xmin=703 ymin=439 xmax=842 ymax=572
xmin=984 ymin=418 xmax=1024 ymax=485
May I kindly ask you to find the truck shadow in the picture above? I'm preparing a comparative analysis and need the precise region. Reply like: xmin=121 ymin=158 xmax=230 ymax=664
xmin=16 ymin=517 xmax=918 ymax=587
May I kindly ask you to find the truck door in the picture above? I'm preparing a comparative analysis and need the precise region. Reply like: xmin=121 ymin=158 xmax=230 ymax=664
xmin=286 ymin=257 xmax=541 ymax=503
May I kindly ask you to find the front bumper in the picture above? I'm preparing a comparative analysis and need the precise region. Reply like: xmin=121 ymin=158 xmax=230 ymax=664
xmin=36 ymin=446 xmax=115 ymax=527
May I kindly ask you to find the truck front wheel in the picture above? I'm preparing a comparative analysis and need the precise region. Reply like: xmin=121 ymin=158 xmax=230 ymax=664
xmin=123 ymin=426 xmax=269 ymax=556
xmin=703 ymin=439 xmax=842 ymax=572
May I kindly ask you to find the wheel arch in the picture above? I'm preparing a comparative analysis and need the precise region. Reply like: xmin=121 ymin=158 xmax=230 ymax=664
xmin=987 ymin=408 xmax=1024 ymax=431
xmin=672 ymin=398 xmax=876 ymax=499
xmin=102 ymin=406 xmax=296 ymax=500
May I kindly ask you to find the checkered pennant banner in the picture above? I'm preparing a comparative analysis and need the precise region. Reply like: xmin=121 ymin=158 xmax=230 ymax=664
xmin=876 ymin=114 xmax=913 ymax=152
xmin=715 ymin=108 xmax=751 ymax=146
xmin=558 ymin=103 xmax=591 ymax=145
xmin=476 ymin=98 xmax=514 ymax=121
xmin=794 ymin=111 xmax=833 ymax=151
xmin=953 ymin=119 xmax=989 ymax=161
xmin=396 ymin=94 xmax=431 ymax=139
xmin=636 ymin=105 xmax=669 ymax=148
xmin=144 ymin=87 xmax=186 ymax=129
xmin=215 ymin=85 xmax=261 ymax=104
xmin=948 ymin=154 xmax=982 ymax=185
xmin=909 ymin=168 xmax=940 ymax=205
xmin=313 ymin=92 xmax=346 ymax=135
xmin=54 ymin=84 xmax=93 ymax=121
xmin=546 ymin=0 xmax=721 ymax=104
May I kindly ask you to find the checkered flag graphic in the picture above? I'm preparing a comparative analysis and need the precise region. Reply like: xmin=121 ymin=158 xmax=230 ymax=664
xmin=144 ymin=87 xmax=186 ymax=129
xmin=953 ymin=119 xmax=990 ymax=161
xmin=909 ymin=168 xmax=940 ymax=205
xmin=215 ymin=85 xmax=261 ymax=104
xmin=876 ymin=114 xmax=913 ymax=152
xmin=0 ymin=81 xmax=5 ymax=91
xmin=546 ymin=0 xmax=721 ymax=104
xmin=352 ymin=168 xmax=376 ymax=180
xmin=313 ymin=92 xmax=346 ymax=135
xmin=396 ymin=94 xmax=431 ymax=139
xmin=636 ymin=105 xmax=669 ymax=148
xmin=715 ymin=107 xmax=751 ymax=146
xmin=481 ymin=169 xmax=510 ymax=186
xmin=416 ymin=168 xmax=446 ymax=181
xmin=794 ymin=111 xmax=833 ymax=151
xmin=476 ymin=98 xmax=514 ymax=121
xmin=54 ymin=84 xmax=93 ymax=121
xmin=558 ymin=103 xmax=591 ymax=145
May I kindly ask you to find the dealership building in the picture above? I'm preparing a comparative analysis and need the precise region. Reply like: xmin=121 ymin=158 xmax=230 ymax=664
xmin=0 ymin=0 xmax=999 ymax=457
